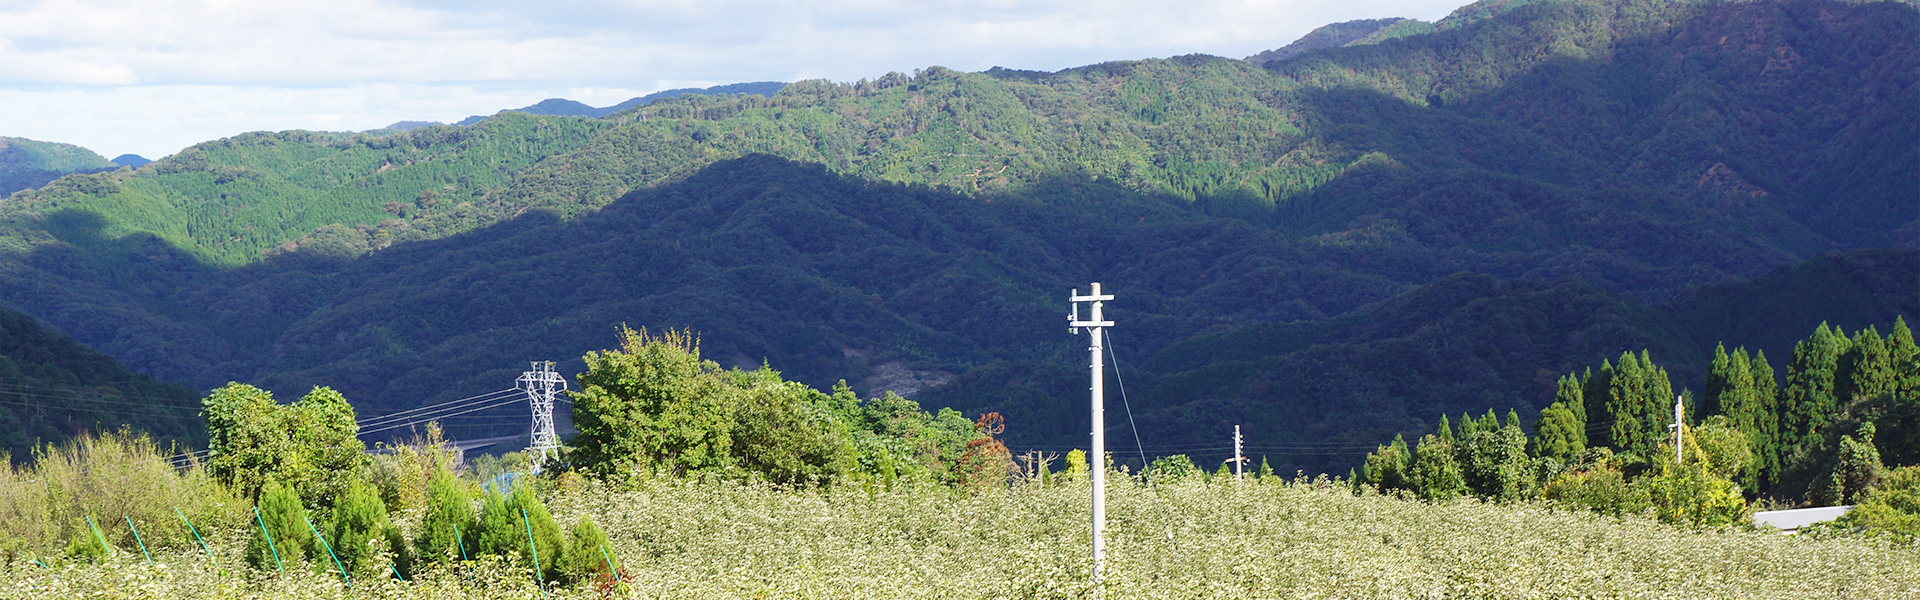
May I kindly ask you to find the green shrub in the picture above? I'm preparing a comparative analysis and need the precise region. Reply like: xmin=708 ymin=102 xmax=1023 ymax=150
xmin=1836 ymin=465 xmax=1920 ymax=542
xmin=414 ymin=469 xmax=476 ymax=565
xmin=560 ymin=516 xmax=615 ymax=584
xmin=325 ymin=480 xmax=390 ymax=578
xmin=508 ymin=485 xmax=567 ymax=583
xmin=247 ymin=480 xmax=314 ymax=571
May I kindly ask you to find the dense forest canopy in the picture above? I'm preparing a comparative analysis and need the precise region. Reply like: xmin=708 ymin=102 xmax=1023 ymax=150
xmin=0 ymin=0 xmax=1912 ymax=476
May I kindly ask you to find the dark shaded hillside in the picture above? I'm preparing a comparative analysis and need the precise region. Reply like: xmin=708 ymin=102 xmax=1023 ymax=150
xmin=0 ymin=0 xmax=1912 ymax=472
xmin=0 ymin=156 xmax=1911 ymax=472
xmin=0 ymin=306 xmax=201 ymax=460
xmin=924 ymin=248 xmax=1917 ymax=474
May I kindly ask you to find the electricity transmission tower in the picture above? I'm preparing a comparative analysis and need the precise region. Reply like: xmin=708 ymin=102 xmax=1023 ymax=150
xmin=518 ymin=361 xmax=567 ymax=473
xmin=1069 ymin=282 xmax=1114 ymax=591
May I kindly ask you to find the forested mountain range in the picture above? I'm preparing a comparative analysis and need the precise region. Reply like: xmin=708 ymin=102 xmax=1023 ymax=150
xmin=448 ymin=81 xmax=790 ymax=125
xmin=0 ymin=0 xmax=1913 ymax=473
xmin=0 ymin=137 xmax=119 ymax=198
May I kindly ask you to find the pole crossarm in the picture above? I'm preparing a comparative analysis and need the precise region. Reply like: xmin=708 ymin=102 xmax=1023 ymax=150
xmin=1069 ymin=282 xmax=1112 ymax=593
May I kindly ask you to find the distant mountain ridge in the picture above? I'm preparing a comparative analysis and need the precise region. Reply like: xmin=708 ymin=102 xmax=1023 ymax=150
xmin=426 ymin=81 xmax=789 ymax=128
xmin=0 ymin=137 xmax=118 ymax=198
xmin=0 ymin=0 xmax=1914 ymax=471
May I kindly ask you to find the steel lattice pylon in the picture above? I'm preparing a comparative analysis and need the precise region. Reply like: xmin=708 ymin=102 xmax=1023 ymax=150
xmin=517 ymin=361 xmax=567 ymax=473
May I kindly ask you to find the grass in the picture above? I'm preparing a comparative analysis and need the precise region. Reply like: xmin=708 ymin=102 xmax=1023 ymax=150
xmin=7 ymin=473 xmax=1919 ymax=599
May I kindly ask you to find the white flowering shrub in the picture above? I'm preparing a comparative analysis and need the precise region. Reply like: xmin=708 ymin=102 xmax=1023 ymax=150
xmin=12 ymin=474 xmax=1917 ymax=598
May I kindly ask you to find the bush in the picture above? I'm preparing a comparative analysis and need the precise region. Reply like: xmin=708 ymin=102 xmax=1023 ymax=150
xmin=326 ymin=480 xmax=391 ymax=578
xmin=560 ymin=516 xmax=616 ymax=584
xmin=415 ymin=469 xmax=477 ymax=565
xmin=247 ymin=480 xmax=315 ymax=571
xmin=0 ymin=429 xmax=240 ymax=555
xmin=1544 ymin=464 xmax=1650 ymax=517
xmin=1836 ymin=465 xmax=1920 ymax=542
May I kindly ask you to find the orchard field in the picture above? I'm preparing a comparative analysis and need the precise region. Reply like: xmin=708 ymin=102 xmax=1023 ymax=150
xmin=8 ymin=474 xmax=1919 ymax=599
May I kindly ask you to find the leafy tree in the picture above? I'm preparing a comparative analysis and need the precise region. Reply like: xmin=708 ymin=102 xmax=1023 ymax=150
xmin=1544 ymin=450 xmax=1649 ymax=517
xmin=569 ymin=326 xmax=734 ymax=478
xmin=955 ymin=413 xmax=1014 ymax=490
xmin=203 ymin=383 xmax=366 ymax=505
xmin=1147 ymin=454 xmax=1201 ymax=484
xmin=247 ymin=480 xmax=316 ymax=571
xmin=1812 ymin=422 xmax=1885 ymax=506
xmin=1457 ymin=419 xmax=1531 ymax=502
xmin=1835 ymin=465 xmax=1920 ymax=542
xmin=1643 ymin=428 xmax=1749 ymax=528
xmin=1691 ymin=416 xmax=1755 ymax=489
xmin=730 ymin=375 xmax=855 ymax=485
xmin=474 ymin=489 xmax=518 ymax=558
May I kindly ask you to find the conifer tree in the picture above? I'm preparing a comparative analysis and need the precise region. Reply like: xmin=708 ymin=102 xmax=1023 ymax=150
xmin=1837 ymin=326 xmax=1894 ymax=404
xmin=1607 ymin=352 xmax=1649 ymax=457
xmin=1533 ymin=403 xmax=1584 ymax=462
xmin=1783 ymin=323 xmax=1847 ymax=452
xmin=1583 ymin=363 xmax=1613 ymax=447
xmin=1890 ymin=316 xmax=1920 ymax=400
xmin=1436 ymin=414 xmax=1454 ymax=444
xmin=1409 ymin=433 xmax=1465 ymax=502
xmin=1553 ymin=374 xmax=1586 ymax=438
xmin=1750 ymin=350 xmax=1782 ymax=486
xmin=248 ymin=480 xmax=316 ymax=571
xmin=414 ymin=469 xmax=475 ymax=565
xmin=1704 ymin=343 xmax=1735 ymax=418
xmin=327 ymin=480 xmax=392 ymax=578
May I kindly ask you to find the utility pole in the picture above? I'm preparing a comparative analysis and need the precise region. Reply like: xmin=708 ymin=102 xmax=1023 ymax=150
xmin=518 ymin=361 xmax=567 ymax=474
xmin=1669 ymin=395 xmax=1684 ymax=464
xmin=1070 ymin=283 xmax=1113 ymax=590
xmin=1233 ymin=425 xmax=1245 ymax=480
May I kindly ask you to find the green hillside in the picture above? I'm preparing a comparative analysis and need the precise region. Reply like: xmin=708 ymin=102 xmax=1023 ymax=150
xmin=0 ymin=0 xmax=1912 ymax=474
xmin=0 ymin=306 xmax=201 ymax=460
xmin=0 ymin=137 xmax=117 ymax=199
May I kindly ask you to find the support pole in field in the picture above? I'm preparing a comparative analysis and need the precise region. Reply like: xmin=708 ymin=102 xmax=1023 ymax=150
xmin=1069 ymin=282 xmax=1114 ymax=590
xmin=1234 ymin=425 xmax=1245 ymax=480
xmin=1670 ymin=395 xmax=1685 ymax=463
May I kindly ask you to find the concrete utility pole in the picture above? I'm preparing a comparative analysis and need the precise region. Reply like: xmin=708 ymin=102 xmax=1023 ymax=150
xmin=518 ymin=361 xmax=567 ymax=474
xmin=1669 ymin=395 xmax=1684 ymax=464
xmin=1234 ymin=425 xmax=1246 ymax=480
xmin=1069 ymin=283 xmax=1114 ymax=590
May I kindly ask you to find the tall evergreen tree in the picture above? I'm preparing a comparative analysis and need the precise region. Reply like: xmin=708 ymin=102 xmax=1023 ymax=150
xmin=1534 ymin=402 xmax=1585 ymax=462
xmin=1409 ymin=433 xmax=1465 ymax=502
xmin=1750 ymin=349 xmax=1782 ymax=488
xmin=1608 ymin=352 xmax=1651 ymax=458
xmin=1704 ymin=344 xmax=1738 ymax=418
xmin=1782 ymin=323 xmax=1847 ymax=452
xmin=1890 ymin=316 xmax=1920 ymax=401
xmin=1436 ymin=414 xmax=1454 ymax=445
xmin=1583 ymin=363 xmax=1613 ymax=447
xmin=1554 ymin=374 xmax=1586 ymax=437
xmin=1837 ymin=326 xmax=1894 ymax=404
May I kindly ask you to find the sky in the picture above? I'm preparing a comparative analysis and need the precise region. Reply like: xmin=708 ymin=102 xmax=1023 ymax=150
xmin=0 ymin=0 xmax=1467 ymax=160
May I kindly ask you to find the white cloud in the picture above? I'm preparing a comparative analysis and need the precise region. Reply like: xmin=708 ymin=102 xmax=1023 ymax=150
xmin=0 ymin=0 xmax=1467 ymax=158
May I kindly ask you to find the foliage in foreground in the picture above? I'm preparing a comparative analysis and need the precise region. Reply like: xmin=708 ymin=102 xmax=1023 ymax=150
xmin=7 ymin=476 xmax=1920 ymax=599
